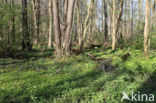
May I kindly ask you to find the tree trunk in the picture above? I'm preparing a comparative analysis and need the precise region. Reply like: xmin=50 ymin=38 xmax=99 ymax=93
xmin=22 ymin=0 xmax=31 ymax=50
xmin=112 ymin=0 xmax=117 ymax=50
xmin=127 ymin=0 xmax=131 ymax=39
xmin=152 ymin=0 xmax=156 ymax=28
xmin=52 ymin=0 xmax=61 ymax=55
xmin=32 ymin=0 xmax=40 ymax=47
xmin=103 ymin=0 xmax=108 ymax=48
xmin=112 ymin=0 xmax=124 ymax=50
xmin=48 ymin=0 xmax=52 ymax=48
xmin=131 ymin=0 xmax=134 ymax=42
xmin=144 ymin=0 xmax=150 ymax=58
xmin=10 ymin=0 xmax=15 ymax=47
xmin=63 ymin=0 xmax=75 ymax=55
xmin=76 ymin=1 xmax=83 ymax=46
xmin=36 ymin=0 xmax=40 ymax=46
xmin=80 ymin=0 xmax=93 ymax=51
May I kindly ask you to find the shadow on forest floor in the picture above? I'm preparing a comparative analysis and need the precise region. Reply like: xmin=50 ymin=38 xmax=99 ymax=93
xmin=0 ymin=48 xmax=54 ymax=59
xmin=124 ymin=72 xmax=156 ymax=103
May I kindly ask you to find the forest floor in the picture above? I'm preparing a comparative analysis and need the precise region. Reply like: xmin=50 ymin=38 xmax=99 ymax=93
xmin=0 ymin=48 xmax=156 ymax=103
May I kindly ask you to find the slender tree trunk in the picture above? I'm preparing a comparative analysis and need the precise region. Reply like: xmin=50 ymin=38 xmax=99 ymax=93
xmin=152 ymin=0 xmax=156 ymax=28
xmin=154 ymin=0 xmax=156 ymax=27
xmin=0 ymin=1 xmax=3 ymax=41
xmin=63 ymin=0 xmax=68 ymax=24
xmin=80 ymin=0 xmax=93 ymax=51
xmin=103 ymin=0 xmax=108 ymax=48
xmin=11 ymin=0 xmax=15 ymax=47
xmin=124 ymin=0 xmax=127 ymax=39
xmin=131 ymin=0 xmax=134 ymax=42
xmin=36 ymin=0 xmax=40 ymax=46
xmin=112 ymin=0 xmax=116 ymax=50
xmin=144 ymin=0 xmax=150 ymax=58
xmin=127 ymin=0 xmax=131 ymax=39
xmin=31 ymin=0 xmax=37 ymax=45
xmin=48 ymin=0 xmax=52 ymax=48
xmin=112 ymin=0 xmax=124 ymax=50
xmin=62 ymin=0 xmax=68 ymax=44
xmin=22 ymin=0 xmax=31 ymax=50
xmin=76 ymin=1 xmax=83 ymax=46
xmin=63 ymin=0 xmax=75 ymax=55
xmin=32 ymin=0 xmax=40 ymax=47
xmin=6 ymin=0 xmax=10 ymax=48
xmin=138 ymin=0 xmax=143 ymax=38
xmin=52 ymin=0 xmax=61 ymax=55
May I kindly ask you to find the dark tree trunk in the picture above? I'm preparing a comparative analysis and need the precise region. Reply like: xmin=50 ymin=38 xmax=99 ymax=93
xmin=103 ymin=0 xmax=108 ymax=48
xmin=36 ymin=0 xmax=40 ymax=46
xmin=11 ymin=0 xmax=15 ymax=47
xmin=22 ymin=0 xmax=31 ymax=50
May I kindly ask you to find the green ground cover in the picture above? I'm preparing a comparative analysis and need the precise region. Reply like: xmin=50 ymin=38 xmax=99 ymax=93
xmin=0 ymin=48 xmax=156 ymax=103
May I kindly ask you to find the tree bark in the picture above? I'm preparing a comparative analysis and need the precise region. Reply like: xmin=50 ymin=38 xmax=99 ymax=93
xmin=112 ymin=0 xmax=117 ymax=50
xmin=152 ymin=0 xmax=156 ymax=28
xmin=80 ymin=0 xmax=93 ymax=51
xmin=127 ymin=0 xmax=131 ymax=39
xmin=76 ymin=1 xmax=83 ymax=46
xmin=144 ymin=0 xmax=150 ymax=58
xmin=103 ymin=0 xmax=108 ymax=48
xmin=48 ymin=0 xmax=52 ymax=48
xmin=22 ymin=0 xmax=31 ymax=50
xmin=36 ymin=0 xmax=40 ymax=46
xmin=131 ymin=0 xmax=134 ymax=42
xmin=52 ymin=0 xmax=61 ymax=55
xmin=63 ymin=0 xmax=75 ymax=55
xmin=11 ymin=0 xmax=15 ymax=47
xmin=112 ymin=0 xmax=124 ymax=50
xmin=31 ymin=0 xmax=40 ymax=47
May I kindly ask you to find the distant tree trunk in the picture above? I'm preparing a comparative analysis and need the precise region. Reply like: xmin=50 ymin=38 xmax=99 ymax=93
xmin=108 ymin=0 xmax=112 ymax=43
xmin=138 ymin=0 xmax=143 ymax=39
xmin=63 ymin=0 xmax=75 ymax=55
xmin=36 ymin=0 xmax=40 ymax=46
xmin=123 ymin=0 xmax=127 ymax=39
xmin=0 ymin=1 xmax=3 ymax=41
xmin=11 ymin=0 xmax=15 ymax=47
xmin=152 ymin=0 xmax=156 ymax=28
xmin=52 ymin=0 xmax=61 ymax=55
xmin=48 ymin=0 xmax=52 ymax=48
xmin=154 ymin=0 xmax=156 ymax=27
xmin=103 ymin=0 xmax=108 ymax=48
xmin=131 ymin=0 xmax=134 ymax=42
xmin=31 ymin=0 xmax=37 ymax=45
xmin=5 ymin=0 xmax=10 ymax=48
xmin=32 ymin=0 xmax=40 ymax=47
xmin=76 ymin=1 xmax=83 ymax=46
xmin=144 ymin=0 xmax=150 ymax=58
xmin=73 ymin=11 xmax=77 ymax=42
xmin=127 ymin=0 xmax=131 ymax=39
xmin=80 ymin=0 xmax=93 ymax=51
xmin=22 ymin=0 xmax=31 ymax=50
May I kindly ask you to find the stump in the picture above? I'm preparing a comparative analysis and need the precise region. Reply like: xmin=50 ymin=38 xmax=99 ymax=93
xmin=98 ymin=58 xmax=114 ymax=72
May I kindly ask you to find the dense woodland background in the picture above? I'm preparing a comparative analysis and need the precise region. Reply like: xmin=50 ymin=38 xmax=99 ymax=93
xmin=0 ymin=0 xmax=156 ymax=103
xmin=0 ymin=0 xmax=155 ymax=57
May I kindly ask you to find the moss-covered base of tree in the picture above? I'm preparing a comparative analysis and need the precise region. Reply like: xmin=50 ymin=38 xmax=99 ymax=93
xmin=0 ymin=48 xmax=156 ymax=103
